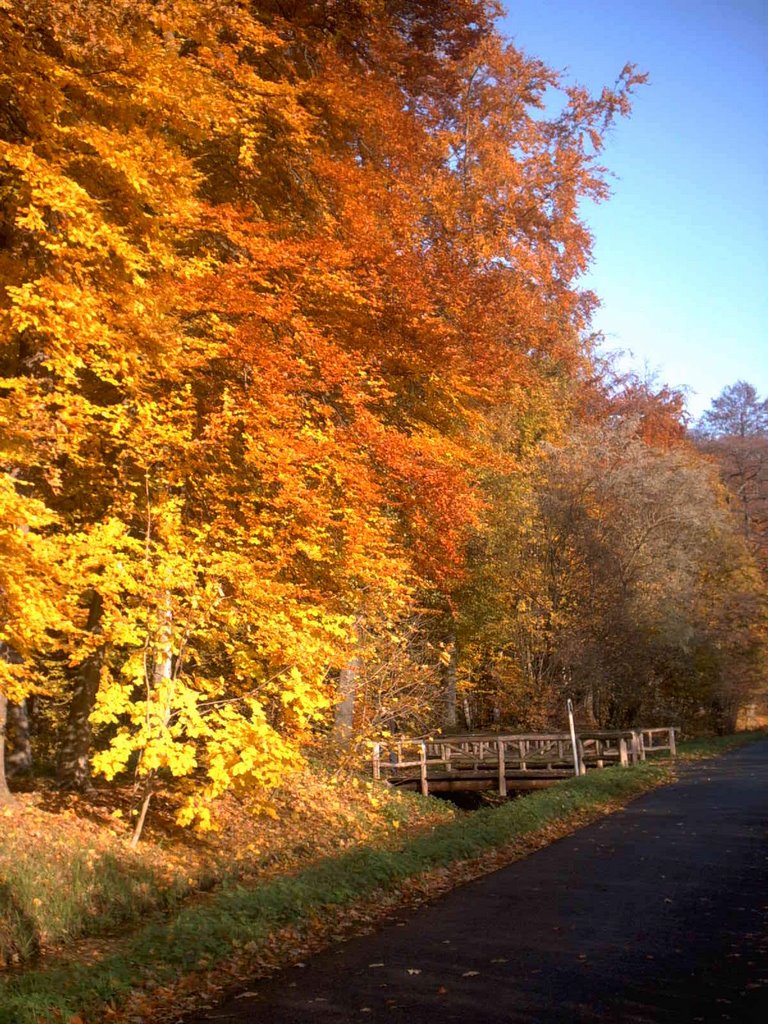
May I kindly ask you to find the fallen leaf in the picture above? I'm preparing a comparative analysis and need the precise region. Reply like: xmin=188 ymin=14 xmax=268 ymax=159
xmin=407 ymin=968 xmax=421 ymax=975
xmin=462 ymin=971 xmax=480 ymax=977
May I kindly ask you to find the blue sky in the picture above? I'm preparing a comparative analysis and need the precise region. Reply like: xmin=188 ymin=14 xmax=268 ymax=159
xmin=500 ymin=1 xmax=768 ymax=419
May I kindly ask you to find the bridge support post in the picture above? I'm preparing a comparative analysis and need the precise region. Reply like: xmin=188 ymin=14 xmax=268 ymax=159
xmin=419 ymin=742 xmax=428 ymax=796
xmin=619 ymin=737 xmax=628 ymax=767
xmin=577 ymin=738 xmax=587 ymax=776
xmin=497 ymin=741 xmax=507 ymax=797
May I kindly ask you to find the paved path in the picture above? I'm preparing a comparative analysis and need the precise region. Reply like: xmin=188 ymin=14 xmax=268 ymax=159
xmin=186 ymin=742 xmax=768 ymax=1023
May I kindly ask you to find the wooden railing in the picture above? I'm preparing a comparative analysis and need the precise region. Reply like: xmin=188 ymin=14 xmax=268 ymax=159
xmin=372 ymin=726 xmax=677 ymax=796
xmin=638 ymin=726 xmax=677 ymax=757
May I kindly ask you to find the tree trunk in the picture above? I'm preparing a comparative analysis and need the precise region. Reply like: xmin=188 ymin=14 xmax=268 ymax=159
xmin=5 ymin=699 xmax=33 ymax=777
xmin=57 ymin=591 xmax=103 ymax=791
xmin=0 ymin=693 xmax=15 ymax=803
xmin=130 ymin=597 xmax=174 ymax=848
xmin=130 ymin=772 xmax=156 ymax=849
xmin=332 ymin=620 xmax=364 ymax=748
xmin=0 ymin=642 xmax=22 ymax=803
xmin=333 ymin=653 xmax=362 ymax=748
xmin=442 ymin=634 xmax=458 ymax=731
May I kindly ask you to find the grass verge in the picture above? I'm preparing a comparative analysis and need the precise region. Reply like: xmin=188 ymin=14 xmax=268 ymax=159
xmin=676 ymin=727 xmax=768 ymax=760
xmin=0 ymin=762 xmax=670 ymax=1024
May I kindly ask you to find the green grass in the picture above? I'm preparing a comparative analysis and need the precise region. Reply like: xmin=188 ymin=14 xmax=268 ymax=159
xmin=0 ymin=762 xmax=669 ymax=1024
xmin=676 ymin=727 xmax=768 ymax=760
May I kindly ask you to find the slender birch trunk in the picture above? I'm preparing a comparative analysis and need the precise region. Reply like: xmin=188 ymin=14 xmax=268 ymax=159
xmin=333 ymin=653 xmax=362 ymax=748
xmin=333 ymin=622 xmax=363 ymax=748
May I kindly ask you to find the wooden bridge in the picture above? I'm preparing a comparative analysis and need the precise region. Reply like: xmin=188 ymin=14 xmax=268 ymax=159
xmin=372 ymin=727 xmax=677 ymax=796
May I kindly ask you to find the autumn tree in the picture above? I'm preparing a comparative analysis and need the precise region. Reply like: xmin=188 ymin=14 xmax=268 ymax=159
xmin=460 ymin=410 xmax=767 ymax=732
xmin=698 ymin=381 xmax=768 ymax=439
xmin=694 ymin=383 xmax=768 ymax=575
xmin=1 ymin=0 xmax=647 ymax=828
xmin=1 ymin=0 xmax=368 ymax=818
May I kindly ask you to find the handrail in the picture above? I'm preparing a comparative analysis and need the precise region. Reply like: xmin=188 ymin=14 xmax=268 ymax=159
xmin=372 ymin=726 xmax=678 ymax=796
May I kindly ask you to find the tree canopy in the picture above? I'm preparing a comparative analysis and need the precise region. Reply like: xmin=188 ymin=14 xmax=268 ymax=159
xmin=698 ymin=381 xmax=768 ymax=439
xmin=1 ymin=0 xmax=764 ymax=830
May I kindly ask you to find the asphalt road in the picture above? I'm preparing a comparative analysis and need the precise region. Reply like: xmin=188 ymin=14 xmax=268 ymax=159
xmin=185 ymin=742 xmax=768 ymax=1023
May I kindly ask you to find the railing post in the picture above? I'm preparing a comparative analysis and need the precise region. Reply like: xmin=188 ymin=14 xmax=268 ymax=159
xmin=630 ymin=729 xmax=644 ymax=763
xmin=419 ymin=742 xmax=428 ymax=797
xmin=669 ymin=727 xmax=677 ymax=757
xmin=619 ymin=737 xmax=628 ymax=767
xmin=567 ymin=698 xmax=580 ymax=777
xmin=373 ymin=742 xmax=381 ymax=780
xmin=497 ymin=740 xmax=507 ymax=797
xmin=577 ymin=738 xmax=587 ymax=776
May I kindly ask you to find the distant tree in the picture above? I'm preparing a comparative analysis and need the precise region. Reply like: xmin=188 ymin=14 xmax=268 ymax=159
xmin=460 ymin=420 xmax=767 ymax=732
xmin=696 ymin=383 xmax=768 ymax=571
xmin=698 ymin=381 xmax=768 ymax=439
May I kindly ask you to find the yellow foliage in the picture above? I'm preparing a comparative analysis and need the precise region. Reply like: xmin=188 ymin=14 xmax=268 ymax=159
xmin=0 ymin=0 xmax=657 ymax=826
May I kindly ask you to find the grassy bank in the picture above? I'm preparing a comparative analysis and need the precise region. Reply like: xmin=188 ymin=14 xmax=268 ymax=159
xmin=676 ymin=727 xmax=768 ymax=759
xmin=0 ymin=771 xmax=452 ymax=971
xmin=1 ymin=762 xmax=670 ymax=1024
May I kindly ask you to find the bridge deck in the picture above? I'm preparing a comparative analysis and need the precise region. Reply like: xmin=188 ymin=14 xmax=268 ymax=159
xmin=373 ymin=727 xmax=677 ymax=796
